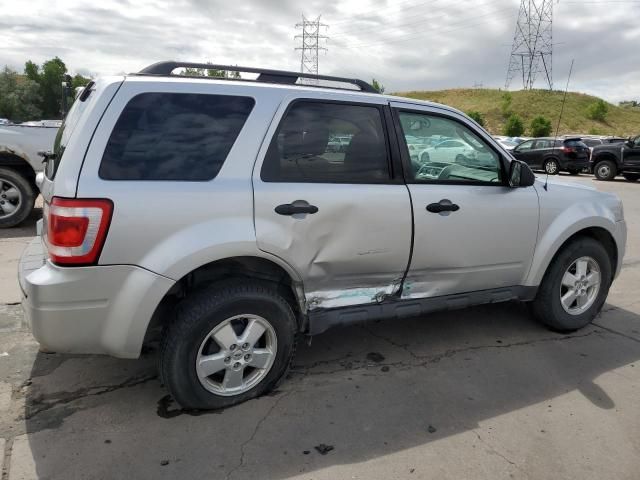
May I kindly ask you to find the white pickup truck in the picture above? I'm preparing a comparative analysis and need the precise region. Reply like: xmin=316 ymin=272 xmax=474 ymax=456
xmin=0 ymin=123 xmax=58 ymax=227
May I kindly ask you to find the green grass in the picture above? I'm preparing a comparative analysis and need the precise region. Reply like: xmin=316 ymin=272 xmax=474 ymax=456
xmin=395 ymin=88 xmax=640 ymax=137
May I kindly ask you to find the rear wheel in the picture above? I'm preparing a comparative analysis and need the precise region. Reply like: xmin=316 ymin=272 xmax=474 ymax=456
xmin=623 ymin=173 xmax=640 ymax=182
xmin=594 ymin=160 xmax=617 ymax=181
xmin=530 ymin=237 xmax=612 ymax=332
xmin=0 ymin=167 xmax=35 ymax=228
xmin=543 ymin=158 xmax=559 ymax=175
xmin=160 ymin=281 xmax=297 ymax=410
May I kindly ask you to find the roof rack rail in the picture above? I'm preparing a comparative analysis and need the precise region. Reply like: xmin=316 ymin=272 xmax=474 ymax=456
xmin=137 ymin=61 xmax=378 ymax=94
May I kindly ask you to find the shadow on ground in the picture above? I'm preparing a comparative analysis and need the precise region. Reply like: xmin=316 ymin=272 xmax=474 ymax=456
xmin=20 ymin=301 xmax=640 ymax=479
xmin=0 ymin=206 xmax=41 ymax=240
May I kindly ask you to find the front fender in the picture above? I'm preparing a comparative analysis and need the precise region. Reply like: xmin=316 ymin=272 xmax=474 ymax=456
xmin=524 ymin=198 xmax=622 ymax=286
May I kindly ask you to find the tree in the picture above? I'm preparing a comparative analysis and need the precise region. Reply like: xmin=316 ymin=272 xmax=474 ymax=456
xmin=38 ymin=57 xmax=68 ymax=118
xmin=371 ymin=78 xmax=385 ymax=94
xmin=529 ymin=115 xmax=552 ymax=137
xmin=503 ymin=114 xmax=524 ymax=137
xmin=587 ymin=99 xmax=609 ymax=122
xmin=0 ymin=67 xmax=42 ymax=122
xmin=466 ymin=110 xmax=485 ymax=127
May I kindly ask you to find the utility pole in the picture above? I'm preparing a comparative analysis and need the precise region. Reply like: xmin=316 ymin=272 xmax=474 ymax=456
xmin=505 ymin=0 xmax=554 ymax=90
xmin=295 ymin=15 xmax=328 ymax=81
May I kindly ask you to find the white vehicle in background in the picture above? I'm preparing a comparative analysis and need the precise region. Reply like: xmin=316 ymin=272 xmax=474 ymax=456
xmin=0 ymin=118 xmax=11 ymax=125
xmin=495 ymin=138 xmax=519 ymax=151
xmin=418 ymin=138 xmax=476 ymax=164
xmin=20 ymin=120 xmax=62 ymax=128
xmin=0 ymin=122 xmax=59 ymax=227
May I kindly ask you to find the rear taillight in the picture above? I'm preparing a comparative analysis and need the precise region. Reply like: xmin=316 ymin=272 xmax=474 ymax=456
xmin=562 ymin=146 xmax=575 ymax=154
xmin=44 ymin=197 xmax=113 ymax=266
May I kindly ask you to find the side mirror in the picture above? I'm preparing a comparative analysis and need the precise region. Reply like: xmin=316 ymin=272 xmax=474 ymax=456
xmin=509 ymin=159 xmax=535 ymax=187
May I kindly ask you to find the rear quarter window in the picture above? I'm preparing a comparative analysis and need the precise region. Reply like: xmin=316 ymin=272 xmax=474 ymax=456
xmin=99 ymin=93 xmax=254 ymax=181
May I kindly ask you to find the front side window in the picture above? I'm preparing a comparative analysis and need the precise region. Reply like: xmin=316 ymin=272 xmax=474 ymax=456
xmin=516 ymin=140 xmax=534 ymax=151
xmin=100 ymin=93 xmax=254 ymax=181
xmin=261 ymin=101 xmax=390 ymax=183
xmin=397 ymin=111 xmax=502 ymax=184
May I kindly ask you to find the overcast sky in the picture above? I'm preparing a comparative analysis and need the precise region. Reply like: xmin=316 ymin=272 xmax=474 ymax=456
xmin=0 ymin=0 xmax=638 ymax=102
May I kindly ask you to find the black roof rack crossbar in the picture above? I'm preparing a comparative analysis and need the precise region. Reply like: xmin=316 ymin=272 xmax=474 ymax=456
xmin=137 ymin=61 xmax=378 ymax=93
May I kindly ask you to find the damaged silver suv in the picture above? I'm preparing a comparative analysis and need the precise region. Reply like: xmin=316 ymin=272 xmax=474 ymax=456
xmin=19 ymin=62 xmax=626 ymax=410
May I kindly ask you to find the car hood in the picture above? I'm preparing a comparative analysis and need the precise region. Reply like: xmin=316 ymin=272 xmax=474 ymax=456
xmin=535 ymin=177 xmax=597 ymax=191
xmin=534 ymin=177 xmax=623 ymax=221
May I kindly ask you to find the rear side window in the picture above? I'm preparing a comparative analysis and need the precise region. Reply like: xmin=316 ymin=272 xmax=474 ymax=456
xmin=48 ymin=85 xmax=95 ymax=179
xmin=261 ymin=101 xmax=391 ymax=183
xmin=100 ymin=93 xmax=254 ymax=181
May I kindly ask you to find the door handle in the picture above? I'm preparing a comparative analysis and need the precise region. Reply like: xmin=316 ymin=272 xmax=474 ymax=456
xmin=275 ymin=202 xmax=319 ymax=216
xmin=426 ymin=200 xmax=460 ymax=214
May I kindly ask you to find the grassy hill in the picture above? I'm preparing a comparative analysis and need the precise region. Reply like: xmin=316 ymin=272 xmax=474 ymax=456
xmin=396 ymin=88 xmax=640 ymax=137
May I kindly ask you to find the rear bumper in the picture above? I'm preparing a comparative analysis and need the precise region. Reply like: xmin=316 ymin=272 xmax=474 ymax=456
xmin=19 ymin=237 xmax=175 ymax=358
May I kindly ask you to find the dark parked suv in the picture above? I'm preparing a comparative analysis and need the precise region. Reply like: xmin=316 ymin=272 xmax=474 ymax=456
xmin=511 ymin=137 xmax=590 ymax=175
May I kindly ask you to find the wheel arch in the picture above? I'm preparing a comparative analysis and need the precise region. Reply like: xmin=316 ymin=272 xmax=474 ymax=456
xmin=0 ymin=151 xmax=37 ymax=189
xmin=525 ymin=223 xmax=619 ymax=288
xmin=143 ymin=255 xmax=307 ymax=349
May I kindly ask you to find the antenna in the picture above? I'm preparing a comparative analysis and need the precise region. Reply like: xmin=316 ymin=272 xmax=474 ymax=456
xmin=545 ymin=58 xmax=574 ymax=191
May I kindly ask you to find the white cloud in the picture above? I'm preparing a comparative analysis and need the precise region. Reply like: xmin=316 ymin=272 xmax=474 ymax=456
xmin=0 ymin=0 xmax=638 ymax=102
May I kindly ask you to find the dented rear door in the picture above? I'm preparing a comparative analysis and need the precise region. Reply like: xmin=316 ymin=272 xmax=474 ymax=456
xmin=253 ymin=95 xmax=412 ymax=311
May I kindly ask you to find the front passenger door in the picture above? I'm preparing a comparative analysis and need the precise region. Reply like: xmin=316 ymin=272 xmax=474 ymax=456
xmin=512 ymin=140 xmax=538 ymax=168
xmin=392 ymin=105 xmax=539 ymax=299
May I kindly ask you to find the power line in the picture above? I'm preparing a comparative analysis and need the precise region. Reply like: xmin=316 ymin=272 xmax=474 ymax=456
xmin=330 ymin=0 xmax=505 ymax=38
xmin=334 ymin=7 xmax=515 ymax=50
xmin=295 ymin=15 xmax=328 ymax=79
xmin=505 ymin=0 xmax=554 ymax=90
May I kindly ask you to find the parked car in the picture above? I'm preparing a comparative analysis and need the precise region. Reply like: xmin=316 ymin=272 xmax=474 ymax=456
xmin=0 ymin=122 xmax=59 ymax=227
xmin=511 ymin=137 xmax=590 ymax=175
xmin=19 ymin=62 xmax=626 ymax=410
xmin=0 ymin=118 xmax=10 ymax=125
xmin=418 ymin=139 xmax=476 ymax=164
xmin=20 ymin=120 xmax=62 ymax=128
xmin=494 ymin=138 xmax=519 ymax=151
xmin=591 ymin=135 xmax=640 ymax=181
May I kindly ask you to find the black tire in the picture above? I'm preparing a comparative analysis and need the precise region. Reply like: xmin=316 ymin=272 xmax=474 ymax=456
xmin=0 ymin=167 xmax=36 ymax=228
xmin=530 ymin=237 xmax=612 ymax=332
xmin=568 ymin=169 xmax=580 ymax=175
xmin=622 ymin=173 xmax=640 ymax=182
xmin=543 ymin=158 xmax=559 ymax=175
xmin=160 ymin=281 xmax=297 ymax=410
xmin=594 ymin=160 xmax=617 ymax=181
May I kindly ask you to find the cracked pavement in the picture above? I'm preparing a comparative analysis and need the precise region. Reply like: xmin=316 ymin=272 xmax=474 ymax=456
xmin=1 ymin=177 xmax=640 ymax=480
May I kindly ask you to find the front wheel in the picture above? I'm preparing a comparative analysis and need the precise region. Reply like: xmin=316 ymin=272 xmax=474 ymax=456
xmin=594 ymin=160 xmax=617 ymax=181
xmin=543 ymin=159 xmax=559 ymax=175
xmin=623 ymin=173 xmax=640 ymax=182
xmin=160 ymin=281 xmax=297 ymax=410
xmin=530 ymin=237 xmax=612 ymax=332
xmin=0 ymin=167 xmax=36 ymax=228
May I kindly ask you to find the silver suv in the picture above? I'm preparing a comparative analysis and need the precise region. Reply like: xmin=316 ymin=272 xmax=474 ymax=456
xmin=19 ymin=62 xmax=627 ymax=410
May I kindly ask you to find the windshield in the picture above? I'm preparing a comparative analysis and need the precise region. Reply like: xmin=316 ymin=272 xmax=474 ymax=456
xmin=48 ymin=84 xmax=95 ymax=179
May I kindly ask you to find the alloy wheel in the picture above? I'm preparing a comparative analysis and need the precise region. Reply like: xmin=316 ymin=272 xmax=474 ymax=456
xmin=559 ymin=256 xmax=601 ymax=315
xmin=0 ymin=178 xmax=22 ymax=220
xmin=195 ymin=314 xmax=277 ymax=396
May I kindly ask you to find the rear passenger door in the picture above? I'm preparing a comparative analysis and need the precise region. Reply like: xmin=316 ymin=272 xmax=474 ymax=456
xmin=253 ymin=98 xmax=413 ymax=310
